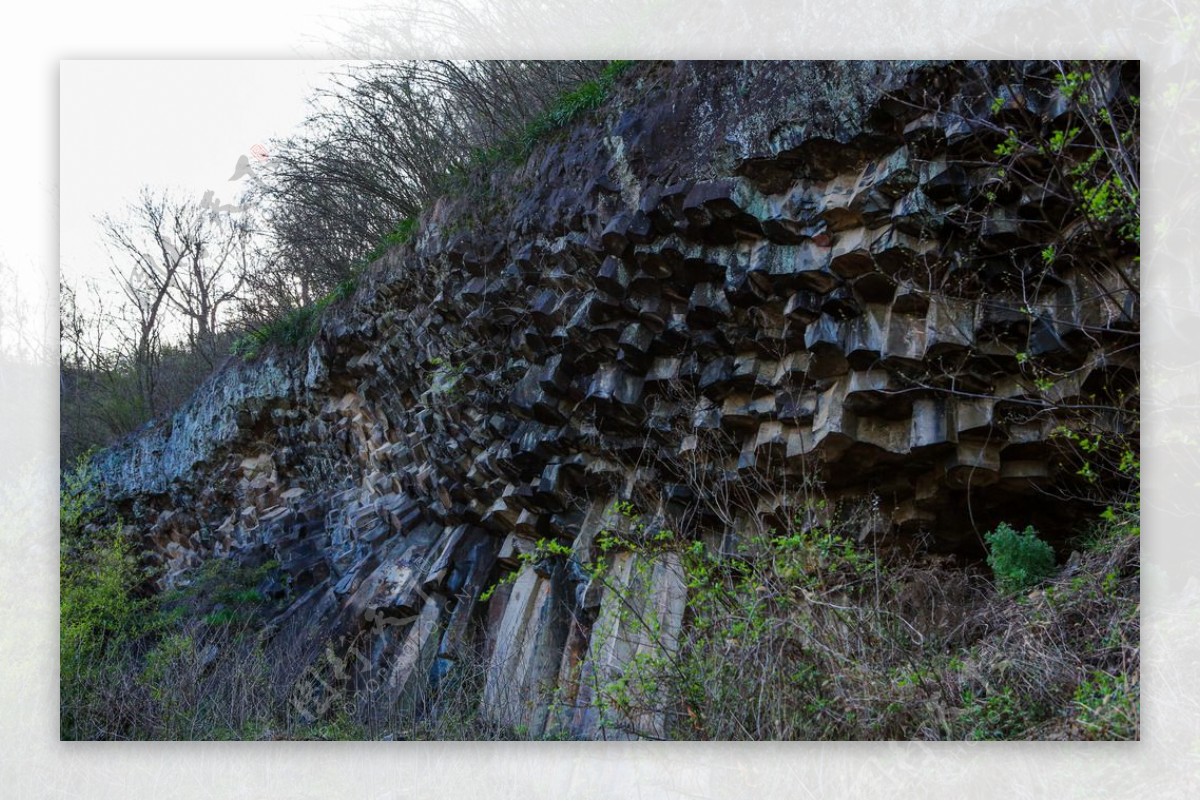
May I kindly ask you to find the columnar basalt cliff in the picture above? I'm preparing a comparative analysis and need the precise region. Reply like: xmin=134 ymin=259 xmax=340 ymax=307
xmin=92 ymin=61 xmax=1139 ymax=739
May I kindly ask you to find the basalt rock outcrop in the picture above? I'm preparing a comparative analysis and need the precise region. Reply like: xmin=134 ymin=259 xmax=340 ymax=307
xmin=93 ymin=61 xmax=1139 ymax=739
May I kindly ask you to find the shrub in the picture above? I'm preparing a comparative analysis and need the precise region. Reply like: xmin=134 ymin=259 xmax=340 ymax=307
xmin=59 ymin=453 xmax=149 ymax=659
xmin=60 ymin=524 xmax=150 ymax=664
xmin=252 ymin=61 xmax=611 ymax=293
xmin=60 ymin=450 xmax=100 ymax=536
xmin=60 ymin=455 xmax=162 ymax=738
xmin=985 ymin=523 xmax=1056 ymax=595
xmin=564 ymin=484 xmax=1138 ymax=740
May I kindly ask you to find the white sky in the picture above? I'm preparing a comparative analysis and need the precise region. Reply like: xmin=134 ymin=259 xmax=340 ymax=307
xmin=59 ymin=60 xmax=350 ymax=309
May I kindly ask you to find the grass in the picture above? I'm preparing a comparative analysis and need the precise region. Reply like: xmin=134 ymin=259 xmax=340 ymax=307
xmin=363 ymin=217 xmax=417 ymax=263
xmin=62 ymin=449 xmax=1139 ymax=740
xmin=59 ymin=453 xmax=523 ymax=741
xmin=231 ymin=275 xmax=356 ymax=360
xmin=565 ymin=492 xmax=1139 ymax=741
xmin=231 ymin=215 xmax=419 ymax=360
xmin=455 ymin=59 xmax=635 ymax=173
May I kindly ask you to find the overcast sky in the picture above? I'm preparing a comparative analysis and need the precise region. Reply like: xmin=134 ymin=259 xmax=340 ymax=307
xmin=59 ymin=60 xmax=349 ymax=309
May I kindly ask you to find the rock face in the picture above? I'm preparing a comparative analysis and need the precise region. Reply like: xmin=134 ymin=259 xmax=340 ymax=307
xmin=92 ymin=61 xmax=1138 ymax=739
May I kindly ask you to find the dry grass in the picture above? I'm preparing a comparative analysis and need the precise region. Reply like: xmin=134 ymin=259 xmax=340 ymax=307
xmin=634 ymin=499 xmax=1141 ymax=741
xmin=62 ymin=491 xmax=1138 ymax=741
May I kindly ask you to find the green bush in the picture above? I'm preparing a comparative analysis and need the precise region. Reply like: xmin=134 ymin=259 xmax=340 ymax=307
xmin=60 ymin=455 xmax=161 ymax=738
xmin=60 ymin=453 xmax=147 ymax=657
xmin=60 ymin=524 xmax=150 ymax=664
xmin=985 ymin=523 xmax=1056 ymax=594
xmin=60 ymin=450 xmax=100 ymax=536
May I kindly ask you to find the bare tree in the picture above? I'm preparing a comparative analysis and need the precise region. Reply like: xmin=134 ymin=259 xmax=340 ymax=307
xmin=167 ymin=209 xmax=252 ymax=365
xmin=87 ymin=187 xmax=252 ymax=425
xmin=99 ymin=188 xmax=202 ymax=415
xmin=60 ymin=276 xmax=148 ymax=457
